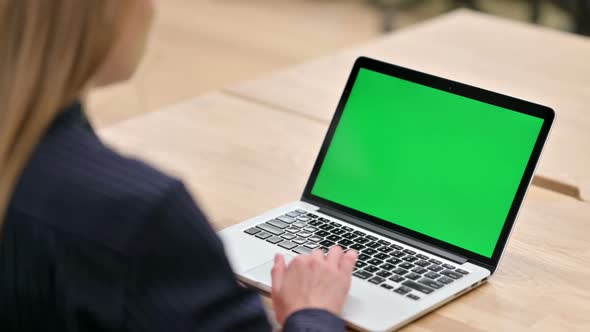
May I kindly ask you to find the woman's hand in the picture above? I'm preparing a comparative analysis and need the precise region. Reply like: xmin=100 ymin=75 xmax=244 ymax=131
xmin=270 ymin=246 xmax=358 ymax=325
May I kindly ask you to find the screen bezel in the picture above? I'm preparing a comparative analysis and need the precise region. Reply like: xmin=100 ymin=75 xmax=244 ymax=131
xmin=302 ymin=56 xmax=555 ymax=270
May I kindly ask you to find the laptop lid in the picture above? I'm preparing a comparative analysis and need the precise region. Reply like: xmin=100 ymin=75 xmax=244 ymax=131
xmin=302 ymin=57 xmax=554 ymax=272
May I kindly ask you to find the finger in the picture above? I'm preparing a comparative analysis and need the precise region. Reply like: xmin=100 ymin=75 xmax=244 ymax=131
xmin=345 ymin=248 xmax=359 ymax=256
xmin=339 ymin=249 xmax=358 ymax=274
xmin=271 ymin=254 xmax=286 ymax=294
xmin=311 ymin=248 xmax=325 ymax=260
xmin=326 ymin=245 xmax=344 ymax=266
xmin=271 ymin=254 xmax=287 ymax=326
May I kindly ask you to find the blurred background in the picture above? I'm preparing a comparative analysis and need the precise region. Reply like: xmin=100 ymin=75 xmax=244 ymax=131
xmin=88 ymin=0 xmax=589 ymax=127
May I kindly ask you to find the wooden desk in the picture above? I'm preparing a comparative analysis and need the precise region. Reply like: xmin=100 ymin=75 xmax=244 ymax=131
xmin=226 ymin=9 xmax=590 ymax=202
xmin=100 ymin=92 xmax=326 ymax=230
xmin=99 ymin=93 xmax=590 ymax=331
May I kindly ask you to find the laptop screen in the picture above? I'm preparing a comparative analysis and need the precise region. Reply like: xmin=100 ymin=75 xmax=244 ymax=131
xmin=311 ymin=68 xmax=545 ymax=258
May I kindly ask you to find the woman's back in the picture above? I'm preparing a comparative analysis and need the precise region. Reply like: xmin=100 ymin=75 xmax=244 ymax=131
xmin=0 ymin=103 xmax=275 ymax=331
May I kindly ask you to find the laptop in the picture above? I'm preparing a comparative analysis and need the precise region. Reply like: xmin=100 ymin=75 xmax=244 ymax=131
xmin=219 ymin=57 xmax=554 ymax=331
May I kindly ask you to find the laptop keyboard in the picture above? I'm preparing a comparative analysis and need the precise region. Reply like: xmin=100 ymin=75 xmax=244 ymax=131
xmin=244 ymin=209 xmax=470 ymax=301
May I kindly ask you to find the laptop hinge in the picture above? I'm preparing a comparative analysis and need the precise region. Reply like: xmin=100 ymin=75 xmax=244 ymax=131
xmin=316 ymin=205 xmax=468 ymax=265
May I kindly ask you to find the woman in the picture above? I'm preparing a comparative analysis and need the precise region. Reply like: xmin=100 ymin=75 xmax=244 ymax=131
xmin=0 ymin=1 xmax=357 ymax=331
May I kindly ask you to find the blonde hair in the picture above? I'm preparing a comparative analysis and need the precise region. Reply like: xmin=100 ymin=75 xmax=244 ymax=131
xmin=0 ymin=1 xmax=129 ymax=227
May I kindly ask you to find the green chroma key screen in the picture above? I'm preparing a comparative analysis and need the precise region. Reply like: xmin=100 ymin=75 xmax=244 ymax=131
xmin=311 ymin=68 xmax=544 ymax=257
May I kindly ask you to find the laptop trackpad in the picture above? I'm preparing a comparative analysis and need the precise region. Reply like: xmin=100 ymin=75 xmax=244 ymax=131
xmin=243 ymin=255 xmax=296 ymax=287
xmin=243 ymin=255 xmax=363 ymax=312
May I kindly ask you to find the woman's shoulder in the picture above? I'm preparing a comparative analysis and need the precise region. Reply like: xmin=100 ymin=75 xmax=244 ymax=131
xmin=9 ymin=127 xmax=187 ymax=254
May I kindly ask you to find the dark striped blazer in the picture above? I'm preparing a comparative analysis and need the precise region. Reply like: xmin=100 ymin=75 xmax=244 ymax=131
xmin=0 ymin=102 xmax=343 ymax=331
